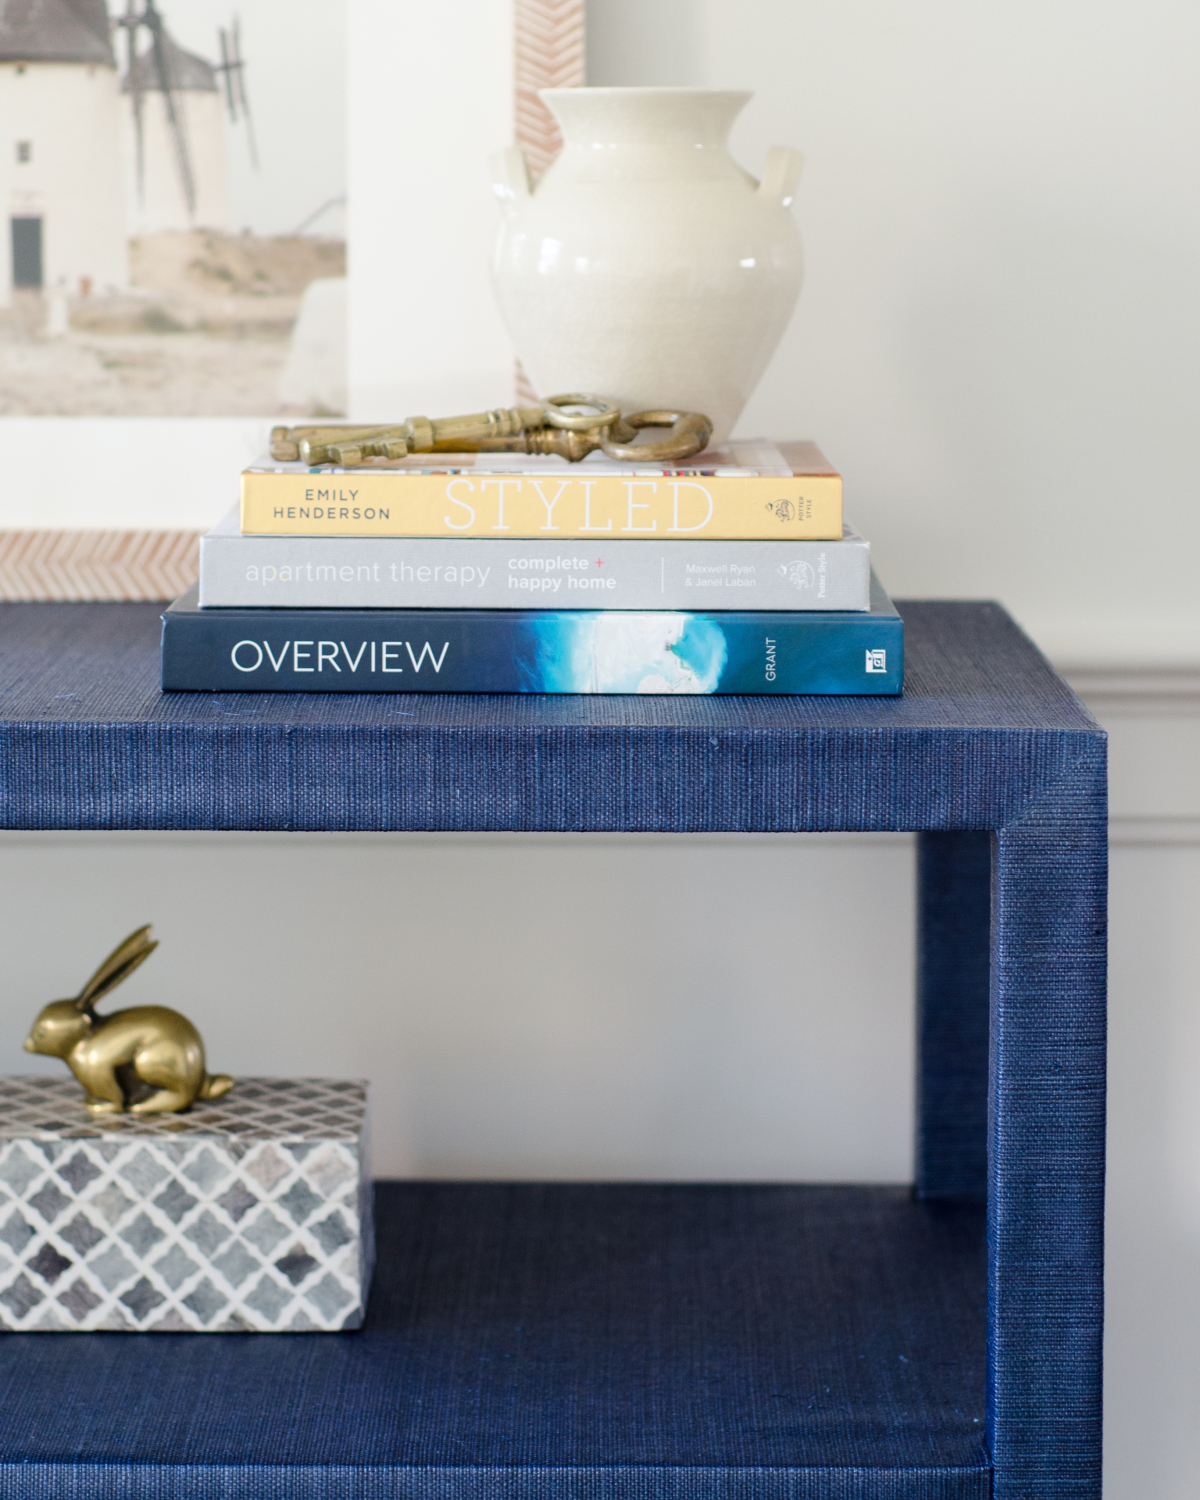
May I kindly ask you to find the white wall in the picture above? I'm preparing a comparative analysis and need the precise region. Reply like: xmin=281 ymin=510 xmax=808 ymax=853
xmin=1105 ymin=836 xmax=1200 ymax=1500
xmin=0 ymin=831 xmax=915 ymax=1183
xmin=589 ymin=0 xmax=1200 ymax=668
xmin=346 ymin=0 xmax=514 ymax=419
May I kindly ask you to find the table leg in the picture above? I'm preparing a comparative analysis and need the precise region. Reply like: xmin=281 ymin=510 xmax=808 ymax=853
xmin=990 ymin=777 xmax=1107 ymax=1499
xmin=916 ymin=830 xmax=991 ymax=1202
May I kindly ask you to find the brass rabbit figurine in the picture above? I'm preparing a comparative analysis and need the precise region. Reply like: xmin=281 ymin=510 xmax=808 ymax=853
xmin=24 ymin=926 xmax=233 ymax=1115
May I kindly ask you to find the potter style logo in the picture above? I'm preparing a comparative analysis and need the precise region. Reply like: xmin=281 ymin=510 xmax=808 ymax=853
xmin=778 ymin=560 xmax=815 ymax=591
xmin=766 ymin=499 xmax=795 ymax=522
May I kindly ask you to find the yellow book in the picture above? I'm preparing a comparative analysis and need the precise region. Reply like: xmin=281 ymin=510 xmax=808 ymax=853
xmin=239 ymin=439 xmax=842 ymax=541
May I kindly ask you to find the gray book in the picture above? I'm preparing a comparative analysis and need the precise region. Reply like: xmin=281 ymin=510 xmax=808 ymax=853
xmin=198 ymin=507 xmax=871 ymax=611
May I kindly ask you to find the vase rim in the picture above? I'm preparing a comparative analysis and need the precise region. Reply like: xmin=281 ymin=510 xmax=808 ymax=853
xmin=539 ymin=87 xmax=753 ymax=149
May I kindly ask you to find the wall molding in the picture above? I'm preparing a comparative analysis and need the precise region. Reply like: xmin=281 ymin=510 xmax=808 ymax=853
xmin=1064 ymin=667 xmax=1200 ymax=845
xmin=1109 ymin=817 xmax=1200 ymax=846
xmin=1060 ymin=665 xmax=1200 ymax=716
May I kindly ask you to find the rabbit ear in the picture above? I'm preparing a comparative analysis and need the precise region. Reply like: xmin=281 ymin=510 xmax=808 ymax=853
xmin=76 ymin=926 xmax=158 ymax=1011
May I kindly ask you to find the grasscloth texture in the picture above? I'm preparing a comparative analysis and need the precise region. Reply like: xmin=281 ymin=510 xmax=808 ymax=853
xmin=0 ymin=1183 xmax=987 ymax=1499
xmin=0 ymin=599 xmax=1106 ymax=1499
xmin=0 ymin=599 xmax=1095 ymax=833
xmin=916 ymin=833 xmax=991 ymax=1202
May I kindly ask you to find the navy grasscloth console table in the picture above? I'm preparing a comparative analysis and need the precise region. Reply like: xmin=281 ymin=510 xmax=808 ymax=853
xmin=0 ymin=599 xmax=1106 ymax=1500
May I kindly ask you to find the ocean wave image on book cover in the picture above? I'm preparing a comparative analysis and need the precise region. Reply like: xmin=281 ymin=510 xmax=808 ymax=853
xmin=511 ymin=613 xmax=885 ymax=694
xmin=524 ymin=613 xmax=730 ymax=693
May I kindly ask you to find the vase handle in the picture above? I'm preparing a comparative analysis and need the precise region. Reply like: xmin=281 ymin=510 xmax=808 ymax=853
xmin=759 ymin=146 xmax=804 ymax=207
xmin=490 ymin=146 xmax=532 ymax=216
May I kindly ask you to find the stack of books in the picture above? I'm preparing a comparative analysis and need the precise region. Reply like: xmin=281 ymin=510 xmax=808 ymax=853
xmin=160 ymin=439 xmax=902 ymax=695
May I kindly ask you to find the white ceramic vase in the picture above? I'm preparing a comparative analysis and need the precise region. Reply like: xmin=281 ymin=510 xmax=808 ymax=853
xmin=490 ymin=87 xmax=804 ymax=447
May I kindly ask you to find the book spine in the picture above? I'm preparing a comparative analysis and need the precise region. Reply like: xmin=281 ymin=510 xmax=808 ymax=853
xmin=240 ymin=470 xmax=843 ymax=541
xmin=199 ymin=533 xmax=871 ymax=612
xmin=161 ymin=607 xmax=903 ymax=695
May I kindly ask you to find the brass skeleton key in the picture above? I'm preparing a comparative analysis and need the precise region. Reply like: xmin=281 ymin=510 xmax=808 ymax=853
xmin=270 ymin=395 xmax=712 ymax=467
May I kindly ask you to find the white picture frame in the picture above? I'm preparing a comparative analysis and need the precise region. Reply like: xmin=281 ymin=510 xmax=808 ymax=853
xmin=0 ymin=0 xmax=584 ymax=599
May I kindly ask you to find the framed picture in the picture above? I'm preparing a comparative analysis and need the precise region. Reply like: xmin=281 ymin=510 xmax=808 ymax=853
xmin=0 ymin=0 xmax=583 ymax=598
xmin=1 ymin=0 xmax=346 ymax=420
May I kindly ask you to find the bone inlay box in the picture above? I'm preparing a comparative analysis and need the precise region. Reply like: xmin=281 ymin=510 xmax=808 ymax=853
xmin=0 ymin=1077 xmax=373 ymax=1332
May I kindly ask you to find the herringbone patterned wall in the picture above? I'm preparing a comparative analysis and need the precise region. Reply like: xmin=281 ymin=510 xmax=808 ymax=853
xmin=515 ymin=0 xmax=586 ymax=179
xmin=513 ymin=0 xmax=585 ymax=404
xmin=0 ymin=530 xmax=201 ymax=603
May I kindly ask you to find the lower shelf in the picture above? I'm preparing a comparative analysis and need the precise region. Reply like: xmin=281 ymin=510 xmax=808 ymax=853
xmin=0 ymin=1182 xmax=988 ymax=1499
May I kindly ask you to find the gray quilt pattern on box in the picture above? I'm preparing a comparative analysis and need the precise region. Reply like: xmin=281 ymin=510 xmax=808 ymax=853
xmin=0 ymin=1077 xmax=373 ymax=1332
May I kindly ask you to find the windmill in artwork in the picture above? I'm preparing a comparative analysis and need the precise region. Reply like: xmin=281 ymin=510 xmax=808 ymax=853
xmin=117 ymin=1 xmax=255 ymax=234
xmin=0 ymin=0 xmax=131 ymax=308
xmin=215 ymin=16 xmax=256 ymax=169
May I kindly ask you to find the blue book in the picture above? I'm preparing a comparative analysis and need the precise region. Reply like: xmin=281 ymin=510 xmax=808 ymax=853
xmin=160 ymin=577 xmax=902 ymax=695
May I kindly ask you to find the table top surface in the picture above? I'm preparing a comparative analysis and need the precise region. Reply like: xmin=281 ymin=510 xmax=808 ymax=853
xmin=0 ymin=597 xmax=1095 ymax=733
xmin=0 ymin=600 xmax=1104 ymax=833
